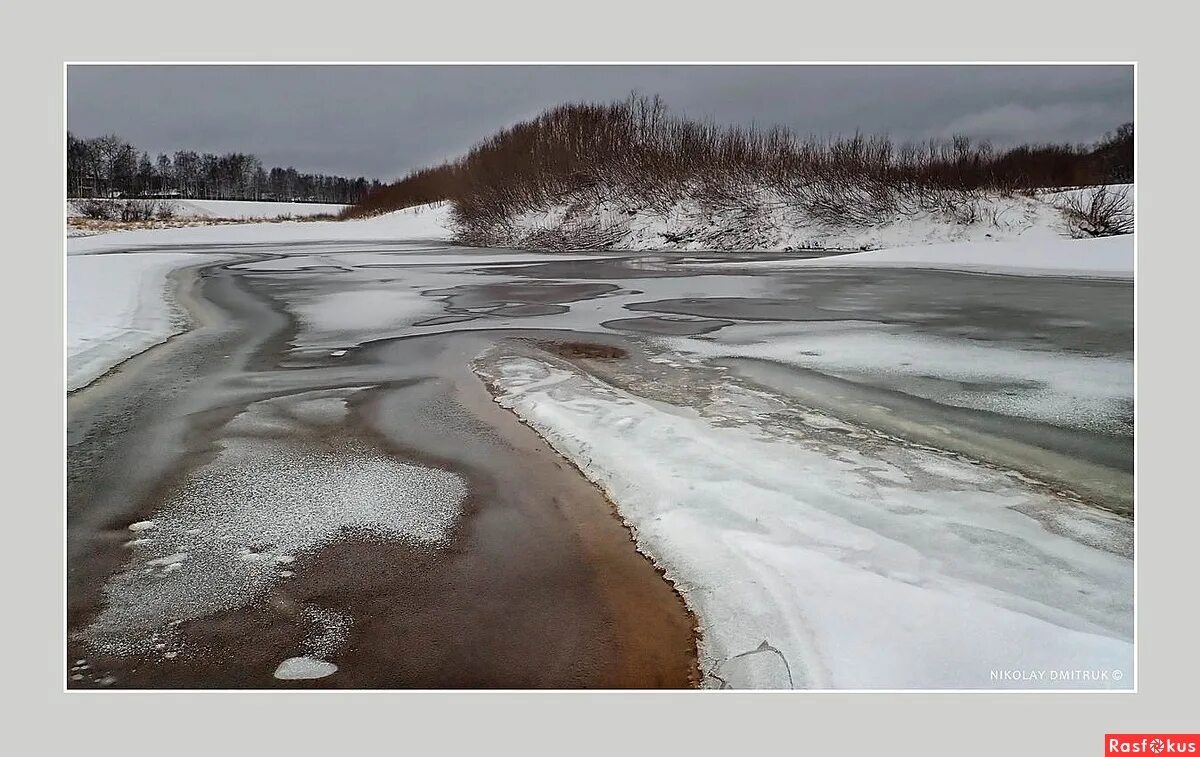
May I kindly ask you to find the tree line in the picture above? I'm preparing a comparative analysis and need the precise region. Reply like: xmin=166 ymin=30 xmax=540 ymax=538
xmin=67 ymin=132 xmax=384 ymax=205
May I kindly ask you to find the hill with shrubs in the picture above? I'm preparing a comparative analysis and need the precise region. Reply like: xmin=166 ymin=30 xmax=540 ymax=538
xmin=346 ymin=96 xmax=1133 ymax=251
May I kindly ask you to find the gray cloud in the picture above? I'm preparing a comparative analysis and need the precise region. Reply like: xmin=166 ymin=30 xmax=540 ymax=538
xmin=67 ymin=65 xmax=1132 ymax=180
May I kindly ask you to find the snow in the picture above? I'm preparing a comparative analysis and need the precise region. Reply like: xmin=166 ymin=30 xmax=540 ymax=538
xmin=273 ymin=657 xmax=338 ymax=680
xmin=781 ymin=234 xmax=1133 ymax=279
xmin=482 ymin=356 xmax=1133 ymax=690
xmin=66 ymin=202 xmax=456 ymax=255
xmin=160 ymin=199 xmax=346 ymax=219
xmin=1038 ymin=183 xmax=1134 ymax=210
xmin=146 ymin=552 xmax=188 ymax=568
xmin=66 ymin=252 xmax=229 ymax=391
xmin=299 ymin=606 xmax=352 ymax=660
xmin=67 ymin=198 xmax=347 ymax=220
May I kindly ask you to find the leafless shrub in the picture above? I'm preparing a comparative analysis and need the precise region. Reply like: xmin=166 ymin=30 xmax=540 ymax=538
xmin=76 ymin=198 xmax=118 ymax=220
xmin=1058 ymin=185 xmax=1134 ymax=237
xmin=340 ymin=163 xmax=464 ymax=219
xmin=75 ymin=198 xmax=175 ymax=223
xmin=117 ymin=200 xmax=162 ymax=222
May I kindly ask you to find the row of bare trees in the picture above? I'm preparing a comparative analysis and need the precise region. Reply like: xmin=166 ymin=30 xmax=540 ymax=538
xmin=345 ymin=95 xmax=1134 ymax=244
xmin=67 ymin=132 xmax=384 ymax=204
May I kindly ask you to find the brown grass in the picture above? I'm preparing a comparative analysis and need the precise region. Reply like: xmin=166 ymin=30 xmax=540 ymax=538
xmin=67 ymin=214 xmax=338 ymax=235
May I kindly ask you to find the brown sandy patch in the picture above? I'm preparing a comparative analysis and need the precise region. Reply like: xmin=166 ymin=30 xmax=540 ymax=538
xmin=535 ymin=340 xmax=629 ymax=360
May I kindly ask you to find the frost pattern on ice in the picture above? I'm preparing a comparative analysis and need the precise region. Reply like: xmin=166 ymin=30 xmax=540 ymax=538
xmin=81 ymin=400 xmax=467 ymax=658
xmin=301 ymin=605 xmax=352 ymax=661
xmin=481 ymin=356 xmax=1133 ymax=690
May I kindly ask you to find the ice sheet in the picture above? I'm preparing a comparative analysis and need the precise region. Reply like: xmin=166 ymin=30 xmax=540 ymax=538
xmin=482 ymin=356 xmax=1133 ymax=690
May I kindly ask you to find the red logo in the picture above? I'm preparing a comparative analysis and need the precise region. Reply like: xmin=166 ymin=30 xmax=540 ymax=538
xmin=1107 ymin=735 xmax=1200 ymax=755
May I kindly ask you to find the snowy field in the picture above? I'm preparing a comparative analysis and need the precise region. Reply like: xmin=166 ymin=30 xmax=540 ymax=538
xmin=67 ymin=198 xmax=348 ymax=220
xmin=66 ymin=202 xmax=454 ymax=255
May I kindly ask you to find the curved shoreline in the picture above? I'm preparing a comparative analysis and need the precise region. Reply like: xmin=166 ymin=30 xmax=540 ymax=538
xmin=67 ymin=255 xmax=239 ymax=396
xmin=67 ymin=254 xmax=700 ymax=688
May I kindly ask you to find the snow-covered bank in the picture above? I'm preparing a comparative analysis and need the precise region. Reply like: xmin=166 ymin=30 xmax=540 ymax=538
xmin=67 ymin=198 xmax=347 ymax=220
xmin=709 ymin=234 xmax=1133 ymax=279
xmin=66 ymin=202 xmax=455 ymax=255
xmin=482 ymin=357 xmax=1133 ymax=690
xmin=464 ymin=185 xmax=1132 ymax=252
xmin=66 ymin=253 xmax=227 ymax=391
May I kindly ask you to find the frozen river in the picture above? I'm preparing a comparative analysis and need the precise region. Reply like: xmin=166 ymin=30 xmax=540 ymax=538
xmin=67 ymin=239 xmax=1134 ymax=689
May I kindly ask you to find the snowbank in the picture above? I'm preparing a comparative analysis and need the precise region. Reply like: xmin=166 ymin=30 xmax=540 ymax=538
xmin=66 ymin=253 xmax=226 ymax=390
xmin=66 ymin=202 xmax=455 ymax=255
xmin=482 ymin=357 xmax=1133 ymax=690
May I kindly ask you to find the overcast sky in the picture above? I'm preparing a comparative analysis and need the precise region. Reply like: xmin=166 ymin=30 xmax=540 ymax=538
xmin=67 ymin=65 xmax=1133 ymax=181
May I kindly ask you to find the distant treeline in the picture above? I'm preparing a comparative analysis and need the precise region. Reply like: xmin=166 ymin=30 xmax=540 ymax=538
xmin=67 ymin=132 xmax=384 ymax=205
xmin=345 ymin=95 xmax=1134 ymax=238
